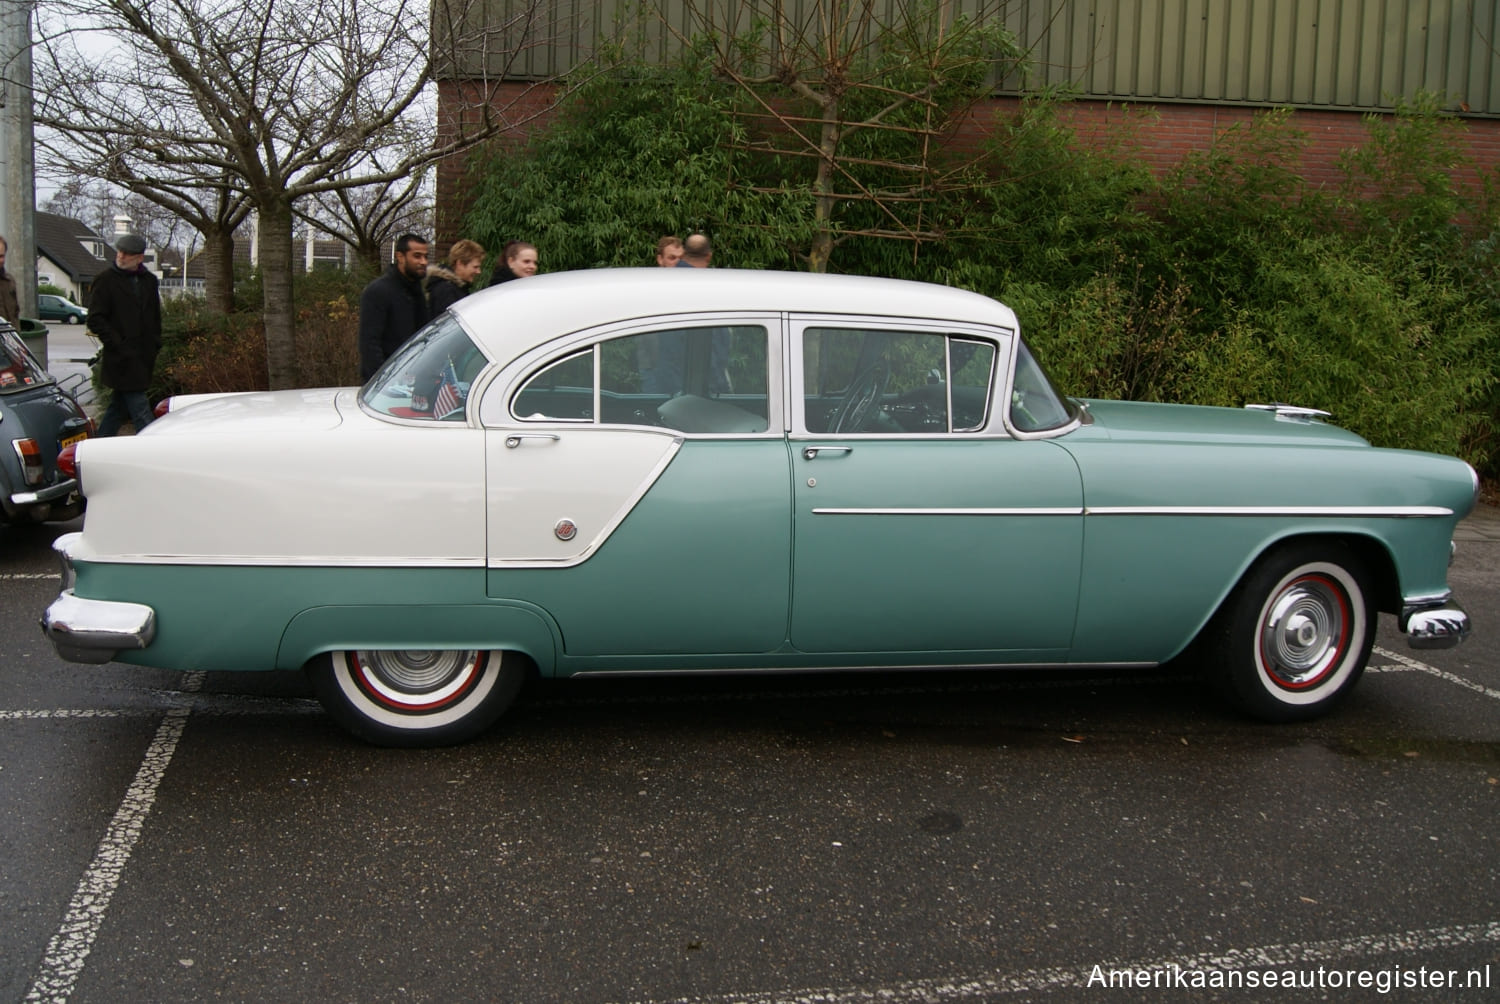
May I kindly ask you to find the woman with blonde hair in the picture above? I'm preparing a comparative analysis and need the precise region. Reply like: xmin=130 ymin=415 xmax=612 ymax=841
xmin=426 ymin=239 xmax=486 ymax=314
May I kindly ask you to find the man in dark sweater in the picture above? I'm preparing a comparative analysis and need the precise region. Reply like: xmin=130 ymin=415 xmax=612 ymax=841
xmin=358 ymin=233 xmax=430 ymax=381
xmin=88 ymin=233 xmax=162 ymax=436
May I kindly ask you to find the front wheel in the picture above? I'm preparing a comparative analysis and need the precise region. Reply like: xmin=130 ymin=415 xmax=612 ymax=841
xmin=309 ymin=649 xmax=526 ymax=747
xmin=1208 ymin=544 xmax=1375 ymax=722
xmin=65 ymin=315 xmax=81 ymax=325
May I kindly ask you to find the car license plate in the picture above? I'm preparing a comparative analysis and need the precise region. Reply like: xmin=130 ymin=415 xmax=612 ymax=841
xmin=60 ymin=432 xmax=88 ymax=448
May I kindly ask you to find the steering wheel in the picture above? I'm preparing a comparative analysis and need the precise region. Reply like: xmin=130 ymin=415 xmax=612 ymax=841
xmin=829 ymin=359 xmax=890 ymax=434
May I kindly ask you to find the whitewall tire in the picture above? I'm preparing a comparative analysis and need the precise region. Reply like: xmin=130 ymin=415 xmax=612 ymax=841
xmin=309 ymin=649 xmax=526 ymax=747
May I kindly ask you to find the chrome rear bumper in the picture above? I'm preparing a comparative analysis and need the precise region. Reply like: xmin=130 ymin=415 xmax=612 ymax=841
xmin=42 ymin=590 xmax=156 ymax=664
xmin=9 ymin=478 xmax=80 ymax=506
xmin=38 ymin=532 xmax=156 ymax=664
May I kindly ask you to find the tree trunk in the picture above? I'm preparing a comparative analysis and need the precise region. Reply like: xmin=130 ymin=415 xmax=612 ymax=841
xmin=259 ymin=199 xmax=299 ymax=390
xmin=808 ymin=100 xmax=841 ymax=274
xmin=200 ymin=228 xmax=237 ymax=315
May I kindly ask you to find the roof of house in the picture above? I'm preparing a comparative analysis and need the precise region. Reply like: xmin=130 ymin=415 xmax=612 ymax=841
xmin=34 ymin=211 xmax=111 ymax=285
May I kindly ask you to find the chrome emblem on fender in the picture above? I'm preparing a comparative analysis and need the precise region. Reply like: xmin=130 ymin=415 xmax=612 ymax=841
xmin=554 ymin=519 xmax=578 ymax=541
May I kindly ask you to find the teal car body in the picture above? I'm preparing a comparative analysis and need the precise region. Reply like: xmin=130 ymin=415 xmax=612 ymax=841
xmin=41 ymin=270 xmax=1477 ymax=745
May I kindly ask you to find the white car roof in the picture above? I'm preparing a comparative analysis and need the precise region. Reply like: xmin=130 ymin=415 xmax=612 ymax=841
xmin=448 ymin=268 xmax=1019 ymax=361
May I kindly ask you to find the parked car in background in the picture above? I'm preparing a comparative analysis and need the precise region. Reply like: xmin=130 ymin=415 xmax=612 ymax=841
xmin=37 ymin=294 xmax=87 ymax=324
xmin=41 ymin=270 xmax=1476 ymax=746
xmin=1 ymin=320 xmax=90 ymax=527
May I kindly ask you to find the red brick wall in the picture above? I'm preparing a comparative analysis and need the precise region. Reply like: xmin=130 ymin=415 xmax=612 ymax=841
xmin=434 ymin=81 xmax=564 ymax=256
xmin=436 ymin=81 xmax=1500 ymax=246
xmin=957 ymin=98 xmax=1499 ymax=194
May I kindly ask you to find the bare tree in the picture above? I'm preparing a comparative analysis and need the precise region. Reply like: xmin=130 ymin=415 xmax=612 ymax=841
xmin=295 ymin=165 xmax=435 ymax=276
xmin=33 ymin=0 xmax=561 ymax=389
xmin=668 ymin=0 xmax=1022 ymax=272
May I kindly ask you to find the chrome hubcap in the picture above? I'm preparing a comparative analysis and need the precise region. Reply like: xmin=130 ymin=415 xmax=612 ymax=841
xmin=1260 ymin=576 xmax=1348 ymax=689
xmin=351 ymin=650 xmax=484 ymax=710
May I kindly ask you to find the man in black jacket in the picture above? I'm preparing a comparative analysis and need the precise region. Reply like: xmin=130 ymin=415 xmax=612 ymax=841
xmin=358 ymin=233 xmax=430 ymax=380
xmin=88 ymin=233 xmax=162 ymax=436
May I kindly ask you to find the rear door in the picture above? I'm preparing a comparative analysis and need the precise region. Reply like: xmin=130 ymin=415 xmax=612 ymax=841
xmin=483 ymin=314 xmax=793 ymax=657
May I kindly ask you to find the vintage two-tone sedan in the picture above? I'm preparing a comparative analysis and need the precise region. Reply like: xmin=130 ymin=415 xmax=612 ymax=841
xmin=42 ymin=269 xmax=1475 ymax=745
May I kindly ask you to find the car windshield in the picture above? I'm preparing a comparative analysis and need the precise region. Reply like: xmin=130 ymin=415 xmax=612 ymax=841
xmin=360 ymin=315 xmax=490 ymax=422
xmin=0 ymin=324 xmax=52 ymax=394
xmin=1009 ymin=340 xmax=1076 ymax=432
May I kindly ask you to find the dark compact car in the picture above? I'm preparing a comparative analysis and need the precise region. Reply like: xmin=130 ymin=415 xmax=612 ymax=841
xmin=36 ymin=294 xmax=88 ymax=324
xmin=0 ymin=320 xmax=90 ymax=526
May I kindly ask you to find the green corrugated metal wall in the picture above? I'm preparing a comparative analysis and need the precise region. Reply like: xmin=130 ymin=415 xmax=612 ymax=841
xmin=438 ymin=1 xmax=1499 ymax=114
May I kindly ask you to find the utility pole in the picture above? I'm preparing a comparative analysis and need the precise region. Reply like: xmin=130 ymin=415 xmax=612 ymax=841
xmin=0 ymin=0 xmax=37 ymax=319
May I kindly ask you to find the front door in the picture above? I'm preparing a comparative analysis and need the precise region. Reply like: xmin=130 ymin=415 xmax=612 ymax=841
xmin=788 ymin=321 xmax=1084 ymax=658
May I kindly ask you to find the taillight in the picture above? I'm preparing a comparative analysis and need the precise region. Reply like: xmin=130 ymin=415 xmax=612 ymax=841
xmin=56 ymin=442 xmax=79 ymax=480
xmin=154 ymin=399 xmax=171 ymax=418
xmin=11 ymin=438 xmax=43 ymax=486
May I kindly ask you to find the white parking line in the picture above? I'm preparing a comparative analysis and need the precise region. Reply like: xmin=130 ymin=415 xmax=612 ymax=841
xmin=1370 ymin=646 xmax=1500 ymax=702
xmin=23 ymin=672 xmax=204 ymax=1004
xmin=0 ymin=572 xmax=61 ymax=580
xmin=619 ymin=921 xmax=1500 ymax=1003
xmin=0 ymin=693 xmax=322 ymax=720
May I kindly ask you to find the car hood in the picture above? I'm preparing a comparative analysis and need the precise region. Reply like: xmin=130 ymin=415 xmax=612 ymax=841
xmin=148 ymin=387 xmax=349 ymax=435
xmin=1076 ymin=398 xmax=1371 ymax=448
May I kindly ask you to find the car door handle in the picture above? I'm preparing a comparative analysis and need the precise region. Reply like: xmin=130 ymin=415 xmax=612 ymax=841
xmin=802 ymin=445 xmax=853 ymax=460
xmin=504 ymin=433 xmax=561 ymax=449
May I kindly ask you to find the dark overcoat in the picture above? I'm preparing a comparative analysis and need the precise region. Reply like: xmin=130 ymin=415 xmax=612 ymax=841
xmin=87 ymin=264 xmax=162 ymax=392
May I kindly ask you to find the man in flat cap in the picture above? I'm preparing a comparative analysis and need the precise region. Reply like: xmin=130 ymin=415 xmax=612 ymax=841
xmin=88 ymin=233 xmax=162 ymax=435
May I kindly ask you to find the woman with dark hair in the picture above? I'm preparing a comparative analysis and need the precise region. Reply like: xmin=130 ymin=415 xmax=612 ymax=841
xmin=488 ymin=241 xmax=538 ymax=286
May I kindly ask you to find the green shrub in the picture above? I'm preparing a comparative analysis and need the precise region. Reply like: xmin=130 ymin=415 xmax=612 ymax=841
xmin=463 ymin=47 xmax=811 ymax=274
xmin=152 ymin=267 xmax=364 ymax=400
xmin=459 ymin=58 xmax=1500 ymax=470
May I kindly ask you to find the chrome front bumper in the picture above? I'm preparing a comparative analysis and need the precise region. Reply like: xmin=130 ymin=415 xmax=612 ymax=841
xmin=1402 ymin=597 xmax=1471 ymax=650
xmin=39 ymin=532 xmax=156 ymax=664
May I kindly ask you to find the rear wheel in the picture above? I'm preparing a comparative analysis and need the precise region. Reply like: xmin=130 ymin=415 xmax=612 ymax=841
xmin=1209 ymin=543 xmax=1375 ymax=722
xmin=309 ymin=649 xmax=525 ymax=747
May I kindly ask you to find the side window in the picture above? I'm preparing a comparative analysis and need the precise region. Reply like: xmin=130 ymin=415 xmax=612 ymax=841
xmin=513 ymin=325 xmax=770 ymax=433
xmin=803 ymin=328 xmax=995 ymax=434
xmin=513 ymin=349 xmax=593 ymax=421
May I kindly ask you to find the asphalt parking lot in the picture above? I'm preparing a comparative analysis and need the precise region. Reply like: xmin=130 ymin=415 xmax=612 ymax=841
xmin=2 ymin=509 xmax=1496 ymax=1002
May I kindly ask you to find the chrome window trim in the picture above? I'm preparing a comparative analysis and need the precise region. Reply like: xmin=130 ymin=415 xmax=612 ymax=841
xmin=787 ymin=314 xmax=1010 ymax=437
xmin=480 ymin=311 xmax=785 ymax=438
xmin=999 ymin=337 xmax=1084 ymax=441
xmin=949 ymin=336 xmax=995 ymax=433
